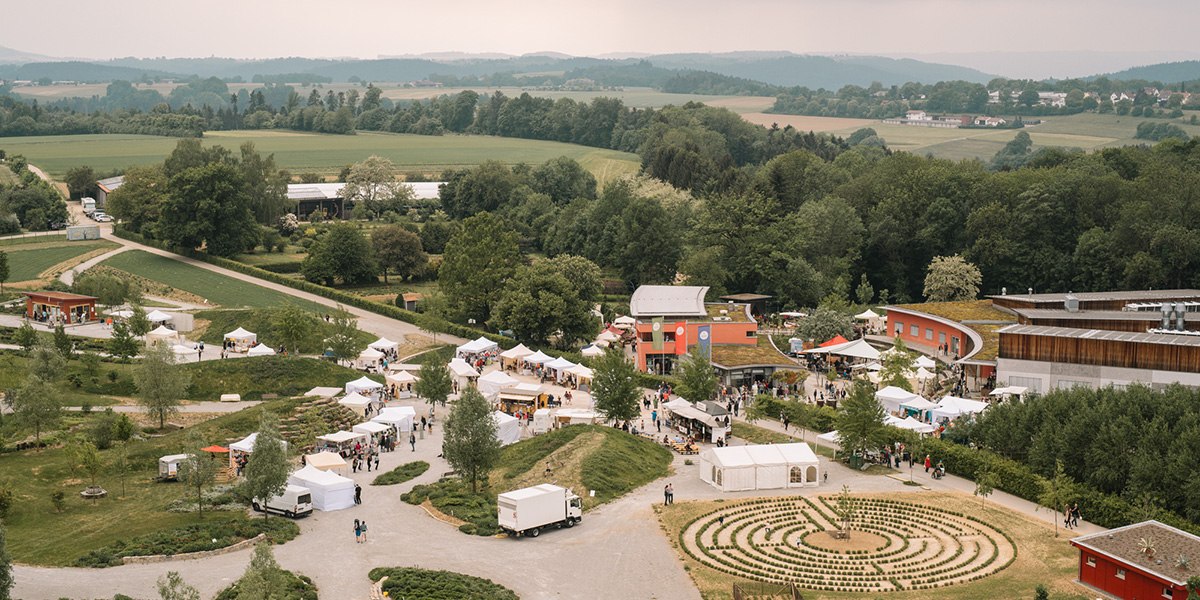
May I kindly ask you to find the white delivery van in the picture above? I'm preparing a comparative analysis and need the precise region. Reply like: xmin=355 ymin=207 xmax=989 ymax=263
xmin=81 ymin=197 xmax=96 ymax=215
xmin=252 ymin=485 xmax=314 ymax=518
xmin=497 ymin=483 xmax=582 ymax=538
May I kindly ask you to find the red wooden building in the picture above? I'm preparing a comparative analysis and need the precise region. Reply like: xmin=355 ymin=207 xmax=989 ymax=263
xmin=1071 ymin=521 xmax=1200 ymax=600
xmin=23 ymin=291 xmax=98 ymax=324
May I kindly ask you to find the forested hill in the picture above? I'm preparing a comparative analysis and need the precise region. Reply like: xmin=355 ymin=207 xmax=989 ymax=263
xmin=0 ymin=52 xmax=994 ymax=90
xmin=1099 ymin=60 xmax=1200 ymax=84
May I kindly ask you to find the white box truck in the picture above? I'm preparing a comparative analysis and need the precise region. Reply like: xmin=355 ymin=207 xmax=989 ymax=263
xmin=497 ymin=483 xmax=582 ymax=538
xmin=252 ymin=485 xmax=313 ymax=518
xmin=81 ymin=197 xmax=96 ymax=215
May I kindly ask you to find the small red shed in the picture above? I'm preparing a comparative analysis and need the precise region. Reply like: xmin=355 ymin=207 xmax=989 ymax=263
xmin=1071 ymin=520 xmax=1200 ymax=600
xmin=23 ymin=291 xmax=98 ymax=325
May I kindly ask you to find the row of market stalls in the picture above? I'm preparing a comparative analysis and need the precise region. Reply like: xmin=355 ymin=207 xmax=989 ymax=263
xmin=492 ymin=345 xmax=596 ymax=390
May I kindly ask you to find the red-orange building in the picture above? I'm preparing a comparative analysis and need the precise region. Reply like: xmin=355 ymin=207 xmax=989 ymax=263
xmin=23 ymin=291 xmax=98 ymax=324
xmin=884 ymin=301 xmax=1012 ymax=390
xmin=1071 ymin=521 xmax=1200 ymax=600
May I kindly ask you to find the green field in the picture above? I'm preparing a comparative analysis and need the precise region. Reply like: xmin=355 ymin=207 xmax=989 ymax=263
xmin=3 ymin=239 xmax=118 ymax=281
xmin=101 ymin=250 xmax=325 ymax=311
xmin=818 ymin=111 xmax=1200 ymax=161
xmin=0 ymin=130 xmax=641 ymax=185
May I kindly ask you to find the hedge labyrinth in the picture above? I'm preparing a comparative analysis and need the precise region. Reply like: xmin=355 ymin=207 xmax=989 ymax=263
xmin=679 ymin=496 xmax=1016 ymax=593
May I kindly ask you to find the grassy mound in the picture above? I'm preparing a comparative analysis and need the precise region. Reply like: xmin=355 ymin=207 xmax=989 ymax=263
xmin=194 ymin=308 xmax=373 ymax=354
xmin=403 ymin=425 xmax=672 ymax=536
xmin=74 ymin=518 xmax=299 ymax=567
xmin=183 ymin=355 xmax=377 ymax=401
xmin=215 ymin=565 xmax=317 ymax=600
xmin=373 ymin=461 xmax=430 ymax=486
xmin=368 ymin=567 xmax=518 ymax=600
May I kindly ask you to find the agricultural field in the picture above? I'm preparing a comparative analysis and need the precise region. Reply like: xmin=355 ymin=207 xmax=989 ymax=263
xmin=808 ymin=111 xmax=1200 ymax=161
xmin=0 ymin=238 xmax=118 ymax=283
xmin=100 ymin=250 xmax=325 ymax=311
xmin=0 ymin=130 xmax=641 ymax=185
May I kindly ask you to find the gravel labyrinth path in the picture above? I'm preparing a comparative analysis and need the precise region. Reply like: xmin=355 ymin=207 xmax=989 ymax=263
xmin=681 ymin=495 xmax=1016 ymax=593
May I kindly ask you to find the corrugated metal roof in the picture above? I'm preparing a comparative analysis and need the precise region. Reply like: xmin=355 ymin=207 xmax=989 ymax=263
xmin=629 ymin=285 xmax=708 ymax=317
xmin=1013 ymin=308 xmax=1200 ymax=322
xmin=991 ymin=289 xmax=1200 ymax=304
xmin=999 ymin=324 xmax=1200 ymax=347
xmin=286 ymin=182 xmax=443 ymax=201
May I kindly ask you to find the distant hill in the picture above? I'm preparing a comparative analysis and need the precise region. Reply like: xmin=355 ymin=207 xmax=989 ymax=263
xmin=648 ymin=53 xmax=995 ymax=88
xmin=0 ymin=61 xmax=177 ymax=82
xmin=1099 ymin=61 xmax=1200 ymax=83
xmin=0 ymin=45 xmax=58 ymax=65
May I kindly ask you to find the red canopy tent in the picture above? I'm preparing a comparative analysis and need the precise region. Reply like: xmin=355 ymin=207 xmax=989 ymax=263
xmin=201 ymin=445 xmax=229 ymax=453
xmin=819 ymin=335 xmax=850 ymax=348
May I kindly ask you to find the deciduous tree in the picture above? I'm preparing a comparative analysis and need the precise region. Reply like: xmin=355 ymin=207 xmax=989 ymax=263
xmin=923 ymin=254 xmax=982 ymax=302
xmin=323 ymin=310 xmax=365 ymax=365
xmin=675 ymin=349 xmax=718 ymax=404
xmin=415 ymin=359 xmax=453 ymax=408
xmin=179 ymin=432 xmax=219 ymax=517
xmin=157 ymin=571 xmax=200 ymax=600
xmin=974 ymin=468 xmax=1000 ymax=507
xmin=127 ymin=305 xmax=152 ymax=337
xmin=233 ymin=543 xmax=292 ymax=600
xmin=134 ymin=343 xmax=191 ymax=428
xmin=0 ymin=250 xmax=8 ymax=293
xmin=160 ymin=161 xmax=260 ymax=256
xmin=442 ymin=387 xmax=500 ymax=493
xmin=270 ymin=305 xmax=317 ymax=355
xmin=300 ymin=223 xmax=378 ymax=285
xmin=835 ymin=381 xmax=887 ymax=460
xmin=489 ymin=265 xmax=595 ymax=348
xmin=108 ymin=321 xmax=141 ymax=360
xmin=243 ymin=412 xmax=290 ymax=519
xmin=591 ymin=347 xmax=641 ymax=424
xmin=796 ymin=307 xmax=852 ymax=344
xmin=439 ymin=213 xmax=522 ymax=323
xmin=0 ymin=519 xmax=12 ymax=600
xmin=371 ymin=225 xmax=427 ymax=283
xmin=341 ymin=156 xmax=414 ymax=219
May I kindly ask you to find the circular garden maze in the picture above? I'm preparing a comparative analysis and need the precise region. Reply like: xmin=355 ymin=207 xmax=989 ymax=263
xmin=679 ymin=496 xmax=1017 ymax=593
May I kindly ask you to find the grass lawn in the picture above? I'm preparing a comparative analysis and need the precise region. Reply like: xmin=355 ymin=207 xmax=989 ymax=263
xmin=403 ymin=425 xmax=672 ymax=535
xmin=1 ymin=130 xmax=641 ymax=187
xmin=0 ymin=234 xmax=67 ymax=247
xmin=0 ymin=394 xmax=312 ymax=565
xmin=191 ymin=308 xmax=374 ymax=355
xmin=657 ymin=491 xmax=1089 ymax=600
xmin=2 ymin=239 xmax=119 ymax=281
xmin=0 ymin=352 xmax=135 ymax=409
xmin=101 ymin=250 xmax=325 ymax=311
xmin=182 ymin=355 xmax=377 ymax=401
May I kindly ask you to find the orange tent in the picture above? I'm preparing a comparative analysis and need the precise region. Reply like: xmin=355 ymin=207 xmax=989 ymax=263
xmin=819 ymin=335 xmax=850 ymax=348
xmin=201 ymin=445 xmax=229 ymax=453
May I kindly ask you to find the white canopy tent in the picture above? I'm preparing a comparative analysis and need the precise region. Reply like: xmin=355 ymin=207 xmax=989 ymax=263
xmin=145 ymin=325 xmax=179 ymax=344
xmin=304 ymin=451 xmax=348 ymax=475
xmin=591 ymin=339 xmax=610 ymax=348
xmin=613 ymin=315 xmax=637 ymax=329
xmin=315 ymin=430 xmax=368 ymax=453
xmin=499 ymin=343 xmax=533 ymax=369
xmin=478 ymin=370 xmax=520 ymax=398
xmin=890 ymin=415 xmax=936 ymax=435
xmin=876 ymin=386 xmax=919 ymax=413
xmin=224 ymin=327 xmax=256 ymax=351
xmin=554 ymin=408 xmax=600 ymax=425
xmin=107 ymin=308 xmax=134 ymax=319
xmin=337 ymin=392 xmax=373 ymax=417
xmin=386 ymin=371 xmax=418 ymax=385
xmin=352 ymin=420 xmax=391 ymax=440
xmin=229 ymin=433 xmax=287 ymax=468
xmin=345 ymin=376 xmax=383 ymax=395
xmin=373 ymin=406 xmax=415 ymax=433
xmin=523 ymin=350 xmax=552 ymax=366
xmin=990 ymin=386 xmax=1028 ymax=400
xmin=359 ymin=347 xmax=385 ymax=362
xmin=568 ymin=364 xmax=594 ymax=379
xmin=304 ymin=387 xmax=342 ymax=398
xmin=812 ymin=338 xmax=881 ymax=361
xmin=544 ymin=357 xmax=576 ymax=380
xmin=900 ymin=396 xmax=938 ymax=421
xmin=596 ymin=330 xmax=620 ymax=343
xmin=532 ymin=408 xmax=553 ymax=434
xmin=581 ymin=345 xmax=604 ymax=358
xmin=146 ymin=310 xmax=173 ymax=323
xmin=698 ymin=443 xmax=820 ymax=492
xmin=816 ymin=430 xmax=842 ymax=445
xmin=287 ymin=465 xmax=355 ymax=511
xmin=932 ymin=396 xmax=989 ymax=421
xmin=493 ymin=411 xmax=520 ymax=446
xmin=915 ymin=355 xmax=937 ymax=369
xmin=247 ymin=344 xmax=276 ymax=357
xmin=854 ymin=309 xmax=880 ymax=320
xmin=448 ymin=358 xmax=480 ymax=387
xmin=368 ymin=337 xmax=399 ymax=352
xmin=456 ymin=336 xmax=499 ymax=358
xmin=914 ymin=366 xmax=935 ymax=380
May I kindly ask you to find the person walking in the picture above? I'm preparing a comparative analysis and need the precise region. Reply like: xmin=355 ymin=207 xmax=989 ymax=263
xmin=924 ymin=454 xmax=932 ymax=473
xmin=354 ymin=519 xmax=362 ymax=544
xmin=354 ymin=483 xmax=362 ymax=505
xmin=664 ymin=483 xmax=671 ymax=505
xmin=360 ymin=520 xmax=368 ymax=542
xmin=1071 ymin=503 xmax=1081 ymax=528
xmin=409 ymin=432 xmax=416 ymax=452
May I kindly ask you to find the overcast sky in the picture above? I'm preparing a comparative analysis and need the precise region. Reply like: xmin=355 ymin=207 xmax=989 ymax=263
xmin=5 ymin=0 xmax=1198 ymax=64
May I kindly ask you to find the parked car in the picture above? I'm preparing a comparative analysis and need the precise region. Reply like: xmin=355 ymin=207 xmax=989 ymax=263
xmin=93 ymin=212 xmax=113 ymax=222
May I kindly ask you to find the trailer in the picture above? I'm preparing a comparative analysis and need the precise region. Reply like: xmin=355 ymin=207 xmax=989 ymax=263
xmin=497 ymin=483 xmax=582 ymax=538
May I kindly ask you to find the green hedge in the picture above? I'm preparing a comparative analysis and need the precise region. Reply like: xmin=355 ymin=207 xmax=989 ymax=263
xmin=368 ymin=567 xmax=518 ymax=600
xmin=73 ymin=517 xmax=300 ymax=567
xmin=372 ymin=461 xmax=430 ymax=486
xmin=112 ymin=226 xmax=511 ymax=348
xmin=914 ymin=437 xmax=1200 ymax=535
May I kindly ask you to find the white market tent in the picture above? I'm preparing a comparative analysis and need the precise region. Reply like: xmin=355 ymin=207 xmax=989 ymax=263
xmin=247 ymin=344 xmax=276 ymax=357
xmin=304 ymin=451 xmax=348 ymax=475
xmin=932 ymin=396 xmax=989 ymax=421
xmin=545 ymin=357 xmax=576 ymax=380
xmin=359 ymin=347 xmax=384 ymax=362
xmin=224 ymin=327 xmax=256 ymax=349
xmin=229 ymin=433 xmax=288 ymax=467
xmin=524 ymin=350 xmax=552 ymax=365
xmin=915 ymin=355 xmax=937 ymax=369
xmin=532 ymin=408 xmax=553 ymax=434
xmin=345 ymin=376 xmax=383 ymax=395
xmin=288 ymin=465 xmax=355 ymax=511
xmin=386 ymin=370 xmax=417 ymax=385
xmin=478 ymin=370 xmax=520 ymax=398
xmin=554 ymin=408 xmax=600 ymax=425
xmin=990 ymin=386 xmax=1028 ymax=400
xmin=900 ymin=396 xmax=938 ymax=414
xmin=368 ymin=337 xmax=399 ymax=352
xmin=304 ymin=386 xmax=342 ymax=398
xmin=698 ymin=443 xmax=820 ymax=492
xmin=808 ymin=338 xmax=880 ymax=361
xmin=145 ymin=325 xmax=179 ymax=344
xmin=373 ymin=406 xmax=415 ymax=433
xmin=816 ymin=430 xmax=842 ymax=445
xmin=493 ymin=411 xmax=521 ymax=446
xmin=596 ymin=330 xmax=620 ymax=343
xmin=591 ymin=339 xmax=610 ymax=348
xmin=581 ymin=345 xmax=604 ymax=358
xmin=337 ymin=392 xmax=373 ymax=416
xmin=613 ymin=315 xmax=637 ymax=329
xmin=107 ymin=309 xmax=134 ymax=319
xmin=316 ymin=430 xmax=368 ymax=449
xmin=915 ymin=366 xmax=935 ymax=380
xmin=876 ymin=386 xmax=919 ymax=413
xmin=146 ymin=310 xmax=173 ymax=323
xmin=568 ymin=364 xmax=594 ymax=380
xmin=352 ymin=420 xmax=391 ymax=440
xmin=456 ymin=336 xmax=499 ymax=357
xmin=894 ymin=416 xmax=936 ymax=435
xmin=854 ymin=309 xmax=880 ymax=320
xmin=448 ymin=358 xmax=480 ymax=384
xmin=499 ymin=343 xmax=533 ymax=369
xmin=158 ymin=453 xmax=191 ymax=479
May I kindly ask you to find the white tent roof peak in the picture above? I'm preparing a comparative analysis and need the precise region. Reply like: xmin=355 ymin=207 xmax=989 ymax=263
xmin=147 ymin=325 xmax=176 ymax=336
xmin=581 ymin=345 xmax=604 ymax=357
xmin=545 ymin=357 xmax=576 ymax=370
xmin=146 ymin=310 xmax=172 ymax=322
xmin=368 ymin=337 xmax=398 ymax=350
xmin=524 ymin=350 xmax=552 ymax=364
xmin=500 ymin=343 xmax=533 ymax=359
xmin=915 ymin=355 xmax=937 ymax=369
xmin=247 ymin=344 xmax=276 ymax=356
xmin=448 ymin=358 xmax=480 ymax=377
xmin=338 ymin=392 xmax=372 ymax=407
xmin=359 ymin=347 xmax=385 ymax=360
xmin=458 ymin=336 xmax=499 ymax=355
xmin=855 ymin=309 xmax=880 ymax=320
xmin=225 ymin=327 xmax=255 ymax=339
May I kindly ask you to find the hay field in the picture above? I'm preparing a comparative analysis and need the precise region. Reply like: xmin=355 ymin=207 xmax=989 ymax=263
xmin=0 ymin=130 xmax=641 ymax=185
xmin=741 ymin=113 xmax=877 ymax=132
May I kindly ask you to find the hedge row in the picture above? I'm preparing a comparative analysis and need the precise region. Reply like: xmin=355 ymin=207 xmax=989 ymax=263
xmin=914 ymin=437 xmax=1200 ymax=535
xmin=112 ymin=227 xmax=511 ymax=348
